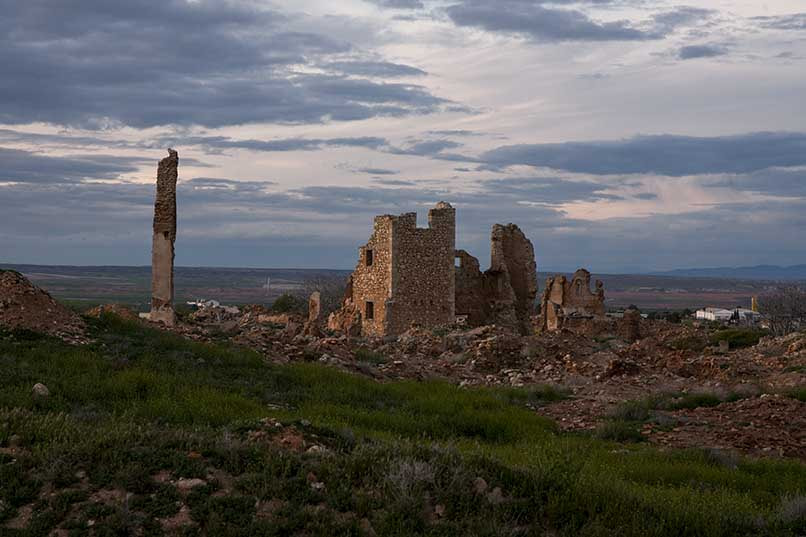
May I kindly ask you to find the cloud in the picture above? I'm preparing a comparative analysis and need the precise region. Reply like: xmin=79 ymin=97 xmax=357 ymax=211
xmin=357 ymin=167 xmax=400 ymax=175
xmin=0 ymin=146 xmax=145 ymax=185
xmin=678 ymin=44 xmax=728 ymax=60
xmin=157 ymin=135 xmax=390 ymax=153
xmin=0 ymin=0 xmax=450 ymax=129
xmin=704 ymin=168 xmax=806 ymax=199
xmin=388 ymin=139 xmax=464 ymax=156
xmin=443 ymin=2 xmax=710 ymax=42
xmin=479 ymin=132 xmax=806 ymax=176
xmin=752 ymin=13 xmax=806 ymax=30
xmin=365 ymin=0 xmax=425 ymax=9
xmin=324 ymin=61 xmax=427 ymax=77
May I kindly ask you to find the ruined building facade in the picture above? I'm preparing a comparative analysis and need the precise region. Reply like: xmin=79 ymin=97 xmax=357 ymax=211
xmin=149 ymin=149 xmax=178 ymax=326
xmin=455 ymin=225 xmax=538 ymax=335
xmin=540 ymin=268 xmax=605 ymax=332
xmin=330 ymin=202 xmax=538 ymax=337
xmin=334 ymin=202 xmax=456 ymax=338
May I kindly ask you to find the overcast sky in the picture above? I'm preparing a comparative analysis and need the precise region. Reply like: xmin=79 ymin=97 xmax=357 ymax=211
xmin=1 ymin=0 xmax=805 ymax=272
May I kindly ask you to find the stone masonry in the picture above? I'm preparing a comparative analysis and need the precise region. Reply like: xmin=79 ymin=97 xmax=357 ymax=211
xmin=149 ymin=149 xmax=178 ymax=326
xmin=333 ymin=202 xmax=456 ymax=337
xmin=455 ymin=224 xmax=538 ymax=335
xmin=540 ymin=268 xmax=605 ymax=332
xmin=333 ymin=203 xmax=539 ymax=338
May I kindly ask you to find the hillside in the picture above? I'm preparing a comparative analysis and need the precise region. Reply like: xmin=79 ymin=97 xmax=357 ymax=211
xmin=1 ymin=314 xmax=806 ymax=535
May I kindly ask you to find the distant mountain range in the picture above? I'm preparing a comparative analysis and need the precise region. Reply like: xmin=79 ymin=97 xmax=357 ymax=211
xmin=651 ymin=265 xmax=806 ymax=281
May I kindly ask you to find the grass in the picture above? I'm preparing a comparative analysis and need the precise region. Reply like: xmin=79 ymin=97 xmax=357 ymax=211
xmin=595 ymin=389 xmax=758 ymax=444
xmin=0 ymin=316 xmax=805 ymax=536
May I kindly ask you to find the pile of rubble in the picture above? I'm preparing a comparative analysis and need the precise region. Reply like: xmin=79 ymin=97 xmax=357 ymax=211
xmin=0 ymin=270 xmax=88 ymax=344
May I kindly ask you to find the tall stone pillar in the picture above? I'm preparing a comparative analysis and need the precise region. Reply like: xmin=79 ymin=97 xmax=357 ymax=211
xmin=149 ymin=149 xmax=178 ymax=326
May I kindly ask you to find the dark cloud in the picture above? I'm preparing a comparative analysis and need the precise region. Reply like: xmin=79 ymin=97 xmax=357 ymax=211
xmin=443 ymin=2 xmax=709 ymax=42
xmin=704 ymin=168 xmax=806 ymax=198
xmin=0 ymin=0 xmax=450 ymax=129
xmin=357 ymin=168 xmax=400 ymax=175
xmin=158 ymin=135 xmax=389 ymax=153
xmin=479 ymin=132 xmax=806 ymax=176
xmin=0 ymin=146 xmax=145 ymax=184
xmin=324 ymin=61 xmax=427 ymax=77
xmin=3 ymin=164 xmax=806 ymax=270
xmin=752 ymin=13 xmax=806 ymax=30
xmin=678 ymin=44 xmax=728 ymax=60
xmin=365 ymin=0 xmax=425 ymax=9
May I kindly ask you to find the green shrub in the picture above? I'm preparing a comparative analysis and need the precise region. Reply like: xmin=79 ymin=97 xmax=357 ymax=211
xmin=595 ymin=420 xmax=645 ymax=443
xmin=710 ymin=328 xmax=769 ymax=349
xmin=271 ymin=293 xmax=305 ymax=313
xmin=785 ymin=386 xmax=806 ymax=403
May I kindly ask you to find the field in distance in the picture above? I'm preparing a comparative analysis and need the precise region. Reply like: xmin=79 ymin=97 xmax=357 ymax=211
xmin=0 ymin=264 xmax=786 ymax=312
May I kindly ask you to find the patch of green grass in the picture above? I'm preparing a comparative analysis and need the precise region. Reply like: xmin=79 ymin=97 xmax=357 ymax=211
xmin=494 ymin=384 xmax=570 ymax=408
xmin=1 ymin=316 xmax=806 ymax=536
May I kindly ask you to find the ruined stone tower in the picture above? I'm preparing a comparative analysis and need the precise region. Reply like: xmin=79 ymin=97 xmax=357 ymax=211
xmin=149 ymin=149 xmax=178 ymax=326
xmin=346 ymin=202 xmax=456 ymax=337
xmin=455 ymin=224 xmax=538 ymax=335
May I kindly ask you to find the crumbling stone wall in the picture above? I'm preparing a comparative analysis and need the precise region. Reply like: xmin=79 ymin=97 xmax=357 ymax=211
xmin=334 ymin=204 xmax=538 ymax=338
xmin=150 ymin=149 xmax=178 ymax=326
xmin=489 ymin=224 xmax=538 ymax=334
xmin=343 ymin=202 xmax=456 ymax=337
xmin=541 ymin=268 xmax=605 ymax=332
xmin=454 ymin=224 xmax=538 ymax=335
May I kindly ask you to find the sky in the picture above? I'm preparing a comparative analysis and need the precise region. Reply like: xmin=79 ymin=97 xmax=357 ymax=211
xmin=1 ymin=0 xmax=805 ymax=272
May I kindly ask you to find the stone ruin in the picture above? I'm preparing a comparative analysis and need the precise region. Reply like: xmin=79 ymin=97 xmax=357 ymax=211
xmin=329 ymin=202 xmax=539 ymax=337
xmin=540 ymin=268 xmax=605 ymax=332
xmin=148 ymin=149 xmax=179 ymax=326
xmin=455 ymin=224 xmax=538 ymax=335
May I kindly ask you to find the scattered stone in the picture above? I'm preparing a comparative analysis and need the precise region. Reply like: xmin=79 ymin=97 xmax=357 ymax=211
xmin=32 ymin=383 xmax=49 ymax=398
xmin=176 ymin=478 xmax=206 ymax=493
xmin=487 ymin=487 xmax=504 ymax=505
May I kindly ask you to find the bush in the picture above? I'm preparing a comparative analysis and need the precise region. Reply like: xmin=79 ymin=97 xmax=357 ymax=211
xmin=595 ymin=420 xmax=645 ymax=443
xmin=785 ymin=386 xmax=806 ymax=403
xmin=271 ymin=293 xmax=305 ymax=313
xmin=710 ymin=328 xmax=768 ymax=349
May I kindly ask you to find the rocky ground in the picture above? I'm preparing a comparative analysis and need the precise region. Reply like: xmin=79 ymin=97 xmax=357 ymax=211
xmin=146 ymin=302 xmax=806 ymax=463
xmin=1 ymin=270 xmax=804 ymax=463
xmin=0 ymin=270 xmax=87 ymax=344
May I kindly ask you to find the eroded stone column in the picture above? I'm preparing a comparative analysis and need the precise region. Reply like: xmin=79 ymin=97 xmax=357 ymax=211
xmin=150 ymin=149 xmax=178 ymax=326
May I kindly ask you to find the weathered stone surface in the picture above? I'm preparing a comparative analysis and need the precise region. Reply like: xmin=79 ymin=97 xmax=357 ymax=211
xmin=32 ymin=382 xmax=49 ymax=398
xmin=455 ymin=224 xmax=538 ymax=335
xmin=335 ymin=202 xmax=456 ymax=338
xmin=332 ymin=206 xmax=538 ymax=339
xmin=304 ymin=291 xmax=323 ymax=336
xmin=541 ymin=268 xmax=605 ymax=332
xmin=621 ymin=306 xmax=642 ymax=342
xmin=150 ymin=149 xmax=178 ymax=326
xmin=489 ymin=224 xmax=538 ymax=334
